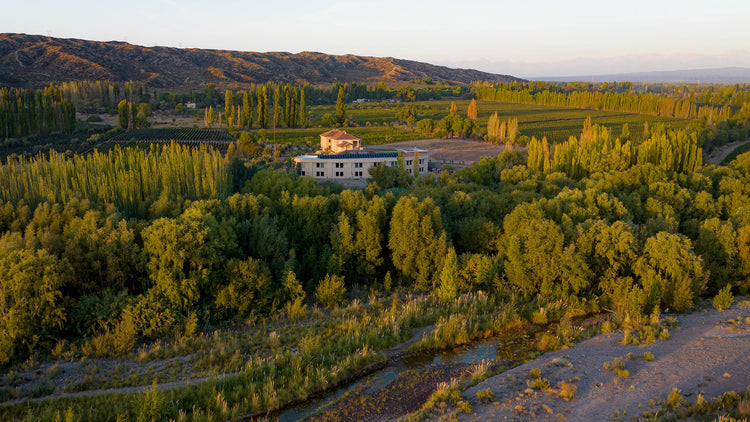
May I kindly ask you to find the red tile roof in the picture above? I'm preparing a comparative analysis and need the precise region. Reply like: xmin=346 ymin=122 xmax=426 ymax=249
xmin=320 ymin=129 xmax=361 ymax=141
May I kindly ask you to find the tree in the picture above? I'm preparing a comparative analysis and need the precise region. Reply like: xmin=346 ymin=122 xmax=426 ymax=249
xmin=389 ymin=196 xmax=448 ymax=289
xmin=243 ymin=90 xmax=253 ymax=129
xmin=416 ymin=118 xmax=433 ymax=135
xmin=133 ymin=103 xmax=152 ymax=128
xmin=397 ymin=86 xmax=416 ymax=101
xmin=467 ymin=98 xmax=478 ymax=121
xmin=634 ymin=232 xmax=707 ymax=313
xmin=257 ymin=86 xmax=268 ymax=129
xmin=225 ymin=90 xmax=234 ymax=129
xmin=273 ymin=85 xmax=282 ymax=129
xmin=336 ymin=87 xmax=346 ymax=126
xmin=283 ymin=84 xmax=292 ymax=127
xmin=299 ymin=88 xmax=307 ymax=127
xmin=214 ymin=257 xmax=271 ymax=319
xmin=315 ymin=274 xmax=346 ymax=308
xmin=142 ymin=206 xmax=236 ymax=312
xmin=117 ymin=99 xmax=130 ymax=129
xmin=437 ymin=247 xmax=459 ymax=302
xmin=450 ymin=101 xmax=458 ymax=116
xmin=0 ymin=249 xmax=70 ymax=365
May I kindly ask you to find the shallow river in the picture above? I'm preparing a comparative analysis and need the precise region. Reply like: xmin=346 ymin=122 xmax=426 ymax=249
xmin=275 ymin=327 xmax=543 ymax=421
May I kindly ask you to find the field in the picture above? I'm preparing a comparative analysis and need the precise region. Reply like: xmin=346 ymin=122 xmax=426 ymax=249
xmin=367 ymin=138 xmax=516 ymax=167
xmin=308 ymin=100 xmax=692 ymax=145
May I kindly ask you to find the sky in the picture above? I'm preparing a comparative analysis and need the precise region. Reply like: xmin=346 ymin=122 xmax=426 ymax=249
xmin=4 ymin=0 xmax=750 ymax=78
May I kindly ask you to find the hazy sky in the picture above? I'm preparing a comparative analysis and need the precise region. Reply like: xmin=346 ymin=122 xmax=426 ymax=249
xmin=5 ymin=0 xmax=750 ymax=77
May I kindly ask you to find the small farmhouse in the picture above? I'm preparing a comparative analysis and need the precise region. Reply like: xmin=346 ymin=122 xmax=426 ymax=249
xmin=319 ymin=129 xmax=361 ymax=153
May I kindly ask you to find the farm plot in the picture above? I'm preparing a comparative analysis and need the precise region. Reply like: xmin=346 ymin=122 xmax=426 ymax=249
xmin=106 ymin=128 xmax=234 ymax=152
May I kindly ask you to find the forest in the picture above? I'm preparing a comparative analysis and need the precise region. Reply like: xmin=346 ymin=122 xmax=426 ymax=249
xmin=1 ymin=78 xmax=750 ymax=420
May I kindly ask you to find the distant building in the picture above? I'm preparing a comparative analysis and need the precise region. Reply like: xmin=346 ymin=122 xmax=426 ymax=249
xmin=294 ymin=130 xmax=428 ymax=180
xmin=185 ymin=102 xmax=197 ymax=109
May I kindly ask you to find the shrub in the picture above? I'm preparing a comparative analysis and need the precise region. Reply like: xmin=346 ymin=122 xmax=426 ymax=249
xmin=476 ymin=388 xmax=494 ymax=402
xmin=537 ymin=333 xmax=559 ymax=351
xmin=642 ymin=352 xmax=655 ymax=361
xmin=557 ymin=381 xmax=577 ymax=401
xmin=527 ymin=377 xmax=551 ymax=391
xmin=528 ymin=368 xmax=542 ymax=379
xmin=666 ymin=388 xmax=683 ymax=410
xmin=713 ymin=284 xmax=734 ymax=311
xmin=604 ymin=358 xmax=624 ymax=371
xmin=315 ymin=274 xmax=346 ymax=308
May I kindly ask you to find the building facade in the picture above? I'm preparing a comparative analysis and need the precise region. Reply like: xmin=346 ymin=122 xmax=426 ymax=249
xmin=295 ymin=149 xmax=428 ymax=180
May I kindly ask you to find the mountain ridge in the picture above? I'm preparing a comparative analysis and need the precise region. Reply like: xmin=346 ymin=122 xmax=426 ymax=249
xmin=0 ymin=33 xmax=523 ymax=90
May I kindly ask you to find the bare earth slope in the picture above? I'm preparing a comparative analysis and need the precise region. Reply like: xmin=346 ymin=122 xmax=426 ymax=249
xmin=459 ymin=301 xmax=750 ymax=421
xmin=0 ymin=33 xmax=523 ymax=90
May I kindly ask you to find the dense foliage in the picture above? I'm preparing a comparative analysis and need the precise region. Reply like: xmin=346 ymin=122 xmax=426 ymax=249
xmin=0 ymin=113 xmax=749 ymax=370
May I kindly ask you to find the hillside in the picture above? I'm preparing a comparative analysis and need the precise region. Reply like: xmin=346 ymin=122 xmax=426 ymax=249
xmin=0 ymin=33 xmax=522 ymax=90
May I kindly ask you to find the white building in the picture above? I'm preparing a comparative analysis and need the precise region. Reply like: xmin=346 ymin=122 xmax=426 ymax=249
xmin=295 ymin=148 xmax=428 ymax=180
xmin=295 ymin=130 xmax=429 ymax=180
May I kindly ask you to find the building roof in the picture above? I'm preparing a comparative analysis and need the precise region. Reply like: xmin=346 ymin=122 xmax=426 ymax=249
xmin=317 ymin=152 xmax=399 ymax=160
xmin=320 ymin=129 xmax=362 ymax=141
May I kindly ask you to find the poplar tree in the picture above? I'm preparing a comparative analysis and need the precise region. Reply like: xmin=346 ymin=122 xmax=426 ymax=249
xmin=336 ymin=87 xmax=346 ymax=126
xmin=467 ymin=98 xmax=478 ymax=120
xmin=299 ymin=88 xmax=306 ymax=127
xmin=283 ymin=84 xmax=292 ymax=127
xmin=257 ymin=86 xmax=268 ymax=129
xmin=118 ymin=99 xmax=129 ymax=129
xmin=273 ymin=85 xmax=282 ymax=129
xmin=437 ymin=247 xmax=459 ymax=302
xmin=244 ymin=90 xmax=253 ymax=129
xmin=450 ymin=101 xmax=458 ymax=116
xmin=225 ymin=90 xmax=234 ymax=129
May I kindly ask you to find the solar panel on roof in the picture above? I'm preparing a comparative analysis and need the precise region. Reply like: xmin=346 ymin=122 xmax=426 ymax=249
xmin=317 ymin=152 xmax=399 ymax=160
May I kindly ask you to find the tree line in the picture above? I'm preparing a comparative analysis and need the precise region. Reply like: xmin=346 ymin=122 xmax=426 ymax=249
xmin=471 ymin=81 xmax=750 ymax=150
xmin=0 ymin=86 xmax=76 ymax=139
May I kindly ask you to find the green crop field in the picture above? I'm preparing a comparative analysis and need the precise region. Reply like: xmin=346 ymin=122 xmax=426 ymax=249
xmin=307 ymin=99 xmax=692 ymax=146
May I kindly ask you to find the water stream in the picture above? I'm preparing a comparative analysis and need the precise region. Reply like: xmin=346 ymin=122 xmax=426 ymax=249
xmin=275 ymin=327 xmax=544 ymax=421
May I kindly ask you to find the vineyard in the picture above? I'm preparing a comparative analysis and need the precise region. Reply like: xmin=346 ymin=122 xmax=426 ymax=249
xmin=308 ymin=100 xmax=692 ymax=145
xmin=107 ymin=128 xmax=234 ymax=151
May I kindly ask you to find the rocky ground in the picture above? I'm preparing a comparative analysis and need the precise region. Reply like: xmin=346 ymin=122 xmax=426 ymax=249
xmin=456 ymin=301 xmax=750 ymax=421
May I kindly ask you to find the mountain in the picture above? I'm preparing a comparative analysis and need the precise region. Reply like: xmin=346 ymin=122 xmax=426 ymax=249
xmin=539 ymin=67 xmax=750 ymax=84
xmin=0 ymin=33 xmax=522 ymax=90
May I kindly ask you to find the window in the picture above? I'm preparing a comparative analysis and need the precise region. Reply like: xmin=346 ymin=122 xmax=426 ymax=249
xmin=316 ymin=162 xmax=325 ymax=168
xmin=390 ymin=161 xmax=397 ymax=166
xmin=419 ymin=167 xmax=424 ymax=173
xmin=407 ymin=168 xmax=412 ymax=173
xmin=335 ymin=171 xmax=343 ymax=177
xmin=419 ymin=159 xmax=424 ymax=164
xmin=335 ymin=162 xmax=344 ymax=168
xmin=354 ymin=171 xmax=363 ymax=177
xmin=316 ymin=171 xmax=324 ymax=177
xmin=354 ymin=162 xmax=363 ymax=168
xmin=406 ymin=160 xmax=413 ymax=166
xmin=301 ymin=170 xmax=306 ymax=176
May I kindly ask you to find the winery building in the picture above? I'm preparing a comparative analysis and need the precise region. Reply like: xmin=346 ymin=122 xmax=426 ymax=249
xmin=294 ymin=130 xmax=428 ymax=180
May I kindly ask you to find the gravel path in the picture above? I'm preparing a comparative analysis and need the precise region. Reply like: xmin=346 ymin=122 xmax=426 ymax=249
xmin=704 ymin=140 xmax=749 ymax=165
xmin=459 ymin=301 xmax=750 ymax=421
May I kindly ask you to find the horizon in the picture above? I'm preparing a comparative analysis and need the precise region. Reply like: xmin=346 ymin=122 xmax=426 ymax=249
xmin=4 ymin=0 xmax=750 ymax=79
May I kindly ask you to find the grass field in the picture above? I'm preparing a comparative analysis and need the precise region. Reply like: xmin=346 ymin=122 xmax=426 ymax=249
xmin=308 ymin=100 xmax=692 ymax=146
